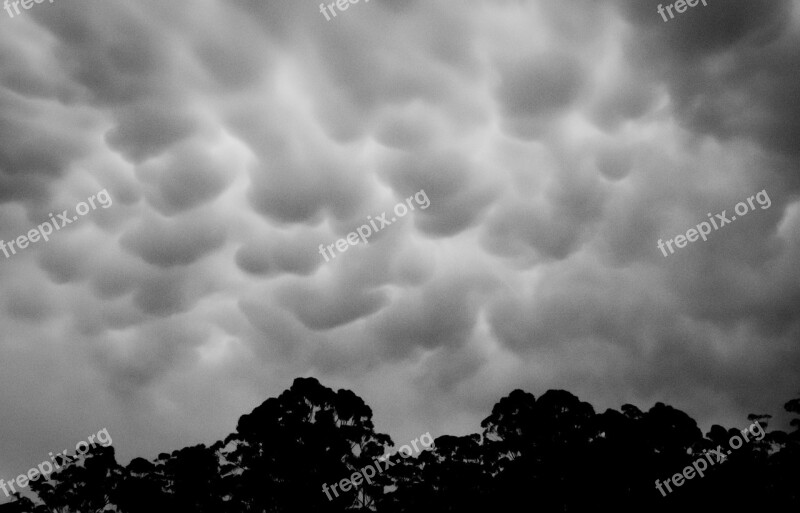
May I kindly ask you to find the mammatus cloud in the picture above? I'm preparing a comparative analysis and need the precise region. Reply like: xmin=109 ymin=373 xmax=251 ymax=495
xmin=1 ymin=0 xmax=798 ymax=484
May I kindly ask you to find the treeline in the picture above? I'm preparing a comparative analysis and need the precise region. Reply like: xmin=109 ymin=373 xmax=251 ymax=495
xmin=3 ymin=377 xmax=799 ymax=512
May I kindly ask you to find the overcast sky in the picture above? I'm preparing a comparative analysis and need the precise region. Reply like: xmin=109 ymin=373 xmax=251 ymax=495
xmin=1 ymin=0 xmax=799 ymax=479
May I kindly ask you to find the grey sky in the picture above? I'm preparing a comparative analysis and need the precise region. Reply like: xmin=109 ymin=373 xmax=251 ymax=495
xmin=1 ymin=0 xmax=799 ymax=482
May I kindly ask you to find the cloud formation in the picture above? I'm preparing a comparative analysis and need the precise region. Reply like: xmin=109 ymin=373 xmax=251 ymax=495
xmin=1 ymin=0 xmax=798 ymax=479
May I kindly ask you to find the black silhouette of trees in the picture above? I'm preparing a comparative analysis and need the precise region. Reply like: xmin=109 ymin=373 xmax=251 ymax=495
xmin=6 ymin=380 xmax=800 ymax=512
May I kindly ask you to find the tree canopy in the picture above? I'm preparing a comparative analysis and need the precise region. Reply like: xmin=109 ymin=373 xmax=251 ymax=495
xmin=5 ymin=377 xmax=799 ymax=512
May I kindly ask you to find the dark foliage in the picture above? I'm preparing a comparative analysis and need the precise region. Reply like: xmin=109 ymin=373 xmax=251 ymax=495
xmin=6 ymin=378 xmax=800 ymax=512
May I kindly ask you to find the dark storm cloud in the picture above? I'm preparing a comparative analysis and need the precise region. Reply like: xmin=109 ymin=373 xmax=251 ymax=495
xmin=91 ymin=317 xmax=212 ymax=394
xmin=132 ymin=270 xmax=198 ymax=317
xmin=0 ymin=92 xmax=90 ymax=202
xmin=120 ymin=213 xmax=226 ymax=268
xmin=235 ymin=228 xmax=334 ymax=278
xmin=28 ymin=0 xmax=204 ymax=164
xmin=369 ymin=275 xmax=492 ymax=359
xmin=3 ymin=275 xmax=56 ymax=322
xmin=31 ymin=0 xmax=171 ymax=105
xmin=1 ymin=0 xmax=799 ymax=481
xmin=37 ymin=240 xmax=92 ymax=284
xmin=278 ymin=280 xmax=389 ymax=331
xmin=136 ymin=140 xmax=234 ymax=216
xmin=618 ymin=0 xmax=800 ymax=160
xmin=235 ymin=240 xmax=272 ymax=276
xmin=106 ymin=102 xmax=199 ymax=163
xmin=380 ymin=150 xmax=498 ymax=237
xmin=496 ymin=52 xmax=587 ymax=130
xmin=375 ymin=106 xmax=444 ymax=151
xmin=226 ymin=107 xmax=370 ymax=224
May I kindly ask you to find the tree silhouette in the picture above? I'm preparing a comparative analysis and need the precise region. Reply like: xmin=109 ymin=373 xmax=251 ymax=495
xmin=217 ymin=377 xmax=391 ymax=512
xmin=5 ymin=381 xmax=800 ymax=512
xmin=28 ymin=444 xmax=120 ymax=513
